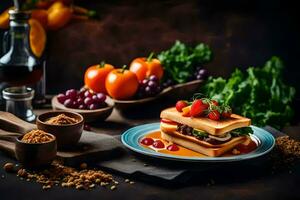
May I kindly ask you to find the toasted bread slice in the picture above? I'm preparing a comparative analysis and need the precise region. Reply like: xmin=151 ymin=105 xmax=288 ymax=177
xmin=160 ymin=123 xmax=248 ymax=148
xmin=161 ymin=131 xmax=248 ymax=157
xmin=160 ymin=107 xmax=251 ymax=136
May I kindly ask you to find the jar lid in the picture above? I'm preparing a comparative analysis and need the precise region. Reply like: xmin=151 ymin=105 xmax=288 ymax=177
xmin=8 ymin=9 xmax=30 ymax=21
xmin=2 ymin=87 xmax=34 ymax=101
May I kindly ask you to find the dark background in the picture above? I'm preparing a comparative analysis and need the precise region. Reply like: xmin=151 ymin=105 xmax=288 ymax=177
xmin=1 ymin=2 xmax=300 ymax=199
xmin=0 ymin=0 xmax=299 ymax=95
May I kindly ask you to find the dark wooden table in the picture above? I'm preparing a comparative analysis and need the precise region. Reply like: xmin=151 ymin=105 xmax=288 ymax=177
xmin=0 ymin=109 xmax=299 ymax=200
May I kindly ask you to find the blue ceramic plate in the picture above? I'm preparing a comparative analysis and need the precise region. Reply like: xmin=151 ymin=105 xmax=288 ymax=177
xmin=121 ymin=123 xmax=275 ymax=162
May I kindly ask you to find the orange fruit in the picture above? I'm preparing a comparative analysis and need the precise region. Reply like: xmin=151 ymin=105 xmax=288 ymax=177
xmin=47 ymin=1 xmax=65 ymax=13
xmin=105 ymin=69 xmax=139 ymax=100
xmin=29 ymin=19 xmax=47 ymax=57
xmin=0 ymin=7 xmax=13 ymax=29
xmin=36 ymin=1 xmax=52 ymax=9
xmin=129 ymin=57 xmax=164 ymax=81
xmin=129 ymin=58 xmax=148 ymax=81
xmin=84 ymin=63 xmax=115 ymax=94
xmin=31 ymin=9 xmax=48 ymax=29
xmin=146 ymin=58 xmax=164 ymax=79
xmin=47 ymin=4 xmax=72 ymax=30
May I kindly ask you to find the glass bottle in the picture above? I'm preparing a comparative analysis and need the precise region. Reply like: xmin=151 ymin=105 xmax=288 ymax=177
xmin=0 ymin=9 xmax=43 ymax=87
xmin=0 ymin=9 xmax=43 ymax=121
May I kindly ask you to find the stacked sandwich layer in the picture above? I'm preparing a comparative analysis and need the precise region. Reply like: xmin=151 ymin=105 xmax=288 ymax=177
xmin=160 ymin=107 xmax=253 ymax=157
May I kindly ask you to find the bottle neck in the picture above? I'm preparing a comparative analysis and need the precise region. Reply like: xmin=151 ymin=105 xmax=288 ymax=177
xmin=9 ymin=20 xmax=31 ymax=56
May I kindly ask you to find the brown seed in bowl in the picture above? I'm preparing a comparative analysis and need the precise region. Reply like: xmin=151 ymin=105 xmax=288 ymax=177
xmin=21 ymin=130 xmax=54 ymax=144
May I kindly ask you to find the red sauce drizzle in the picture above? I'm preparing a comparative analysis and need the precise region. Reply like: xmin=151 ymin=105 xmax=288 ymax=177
xmin=140 ymin=138 xmax=154 ymax=146
xmin=167 ymin=144 xmax=180 ymax=151
xmin=152 ymin=140 xmax=165 ymax=148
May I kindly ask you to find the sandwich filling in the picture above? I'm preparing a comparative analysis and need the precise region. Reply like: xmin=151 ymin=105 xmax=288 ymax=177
xmin=162 ymin=119 xmax=253 ymax=145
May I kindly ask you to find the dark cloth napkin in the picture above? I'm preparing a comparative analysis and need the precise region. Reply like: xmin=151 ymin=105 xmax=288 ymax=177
xmin=95 ymin=126 xmax=282 ymax=183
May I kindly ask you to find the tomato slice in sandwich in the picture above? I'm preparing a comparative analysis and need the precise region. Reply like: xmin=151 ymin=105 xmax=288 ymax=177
xmin=160 ymin=119 xmax=178 ymax=125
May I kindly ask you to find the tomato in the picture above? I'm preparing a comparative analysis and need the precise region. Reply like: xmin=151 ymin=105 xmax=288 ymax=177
xmin=84 ymin=63 xmax=114 ymax=94
xmin=105 ymin=68 xmax=139 ymax=100
xmin=130 ymin=58 xmax=147 ymax=81
xmin=160 ymin=119 xmax=178 ymax=125
xmin=129 ymin=53 xmax=164 ymax=81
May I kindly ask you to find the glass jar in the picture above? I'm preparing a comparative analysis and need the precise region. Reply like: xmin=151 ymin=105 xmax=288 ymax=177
xmin=2 ymin=87 xmax=35 ymax=122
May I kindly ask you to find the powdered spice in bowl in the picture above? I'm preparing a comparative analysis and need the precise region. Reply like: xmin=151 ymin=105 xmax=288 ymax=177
xmin=36 ymin=111 xmax=84 ymax=149
xmin=15 ymin=130 xmax=57 ymax=168
xmin=45 ymin=114 xmax=80 ymax=125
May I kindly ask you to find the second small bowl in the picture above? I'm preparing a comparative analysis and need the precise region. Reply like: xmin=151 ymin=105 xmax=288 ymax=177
xmin=15 ymin=134 xmax=57 ymax=168
xmin=36 ymin=111 xmax=84 ymax=149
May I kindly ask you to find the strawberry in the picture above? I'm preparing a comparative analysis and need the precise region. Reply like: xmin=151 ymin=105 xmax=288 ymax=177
xmin=222 ymin=106 xmax=232 ymax=118
xmin=190 ymin=99 xmax=208 ymax=117
xmin=176 ymin=100 xmax=188 ymax=112
xmin=222 ymin=111 xmax=231 ymax=118
xmin=208 ymin=110 xmax=220 ymax=121
xmin=211 ymin=100 xmax=219 ymax=106
xmin=200 ymin=98 xmax=210 ymax=110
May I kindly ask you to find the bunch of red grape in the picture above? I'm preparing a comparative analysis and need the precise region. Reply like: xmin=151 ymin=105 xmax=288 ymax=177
xmin=136 ymin=75 xmax=161 ymax=98
xmin=57 ymin=88 xmax=107 ymax=110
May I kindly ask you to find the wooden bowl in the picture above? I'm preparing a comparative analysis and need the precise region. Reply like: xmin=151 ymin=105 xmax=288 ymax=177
xmin=15 ymin=134 xmax=57 ymax=168
xmin=114 ymin=80 xmax=203 ymax=116
xmin=36 ymin=111 xmax=84 ymax=149
xmin=51 ymin=96 xmax=114 ymax=122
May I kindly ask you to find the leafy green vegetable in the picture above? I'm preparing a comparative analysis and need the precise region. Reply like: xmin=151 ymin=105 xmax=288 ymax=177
xmin=192 ymin=129 xmax=208 ymax=139
xmin=231 ymin=127 xmax=254 ymax=137
xmin=158 ymin=40 xmax=213 ymax=83
xmin=202 ymin=56 xmax=295 ymax=130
